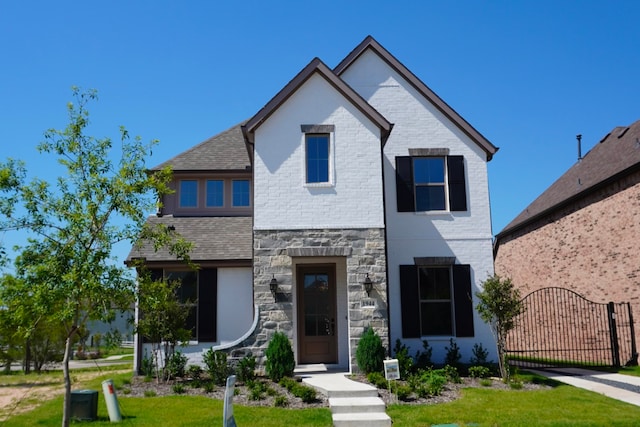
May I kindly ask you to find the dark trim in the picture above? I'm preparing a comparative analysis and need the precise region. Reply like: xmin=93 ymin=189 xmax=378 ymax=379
xmin=127 ymin=259 xmax=252 ymax=268
xmin=301 ymin=124 xmax=335 ymax=133
xmin=447 ymin=156 xmax=467 ymax=212
xmin=399 ymin=265 xmax=421 ymax=338
xmin=334 ymin=36 xmax=498 ymax=161
xmin=395 ymin=156 xmax=415 ymax=212
xmin=452 ymin=264 xmax=475 ymax=338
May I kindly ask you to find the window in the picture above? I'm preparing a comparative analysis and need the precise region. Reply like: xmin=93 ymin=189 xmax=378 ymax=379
xmin=206 ymin=180 xmax=224 ymax=207
xmin=305 ymin=134 xmax=329 ymax=183
xmin=399 ymin=264 xmax=474 ymax=338
xmin=232 ymin=180 xmax=250 ymax=207
xmin=395 ymin=155 xmax=467 ymax=212
xmin=148 ymin=268 xmax=218 ymax=342
xmin=179 ymin=180 xmax=198 ymax=207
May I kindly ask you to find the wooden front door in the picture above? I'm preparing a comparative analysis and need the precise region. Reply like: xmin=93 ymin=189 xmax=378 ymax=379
xmin=297 ymin=265 xmax=337 ymax=364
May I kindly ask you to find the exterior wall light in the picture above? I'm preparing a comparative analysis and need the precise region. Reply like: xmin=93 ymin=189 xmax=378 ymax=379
xmin=270 ymin=274 xmax=278 ymax=300
xmin=363 ymin=273 xmax=373 ymax=297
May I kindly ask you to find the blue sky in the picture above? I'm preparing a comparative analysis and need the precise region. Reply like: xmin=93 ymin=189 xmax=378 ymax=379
xmin=1 ymin=1 xmax=639 ymax=266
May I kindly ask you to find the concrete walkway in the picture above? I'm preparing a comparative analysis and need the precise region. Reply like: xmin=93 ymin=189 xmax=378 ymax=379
xmin=532 ymin=367 xmax=640 ymax=407
xmin=299 ymin=371 xmax=391 ymax=427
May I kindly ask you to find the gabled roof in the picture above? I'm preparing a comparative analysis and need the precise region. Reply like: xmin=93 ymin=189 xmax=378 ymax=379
xmin=242 ymin=57 xmax=393 ymax=146
xmin=335 ymin=36 xmax=498 ymax=161
xmin=152 ymin=122 xmax=251 ymax=172
xmin=496 ymin=119 xmax=640 ymax=240
xmin=126 ymin=215 xmax=253 ymax=263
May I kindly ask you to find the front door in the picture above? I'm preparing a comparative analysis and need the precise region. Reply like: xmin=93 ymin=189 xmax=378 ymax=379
xmin=297 ymin=265 xmax=337 ymax=364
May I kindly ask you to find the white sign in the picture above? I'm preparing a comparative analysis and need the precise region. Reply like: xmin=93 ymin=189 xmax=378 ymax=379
xmin=383 ymin=359 xmax=400 ymax=380
xmin=223 ymin=375 xmax=237 ymax=427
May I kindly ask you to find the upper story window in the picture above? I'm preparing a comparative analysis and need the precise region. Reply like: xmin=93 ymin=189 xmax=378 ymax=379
xmin=306 ymin=134 xmax=329 ymax=184
xmin=206 ymin=180 xmax=224 ymax=207
xmin=395 ymin=153 xmax=467 ymax=212
xmin=179 ymin=180 xmax=198 ymax=208
xmin=232 ymin=179 xmax=250 ymax=207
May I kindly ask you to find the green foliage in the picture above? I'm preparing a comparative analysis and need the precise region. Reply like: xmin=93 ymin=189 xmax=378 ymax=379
xmin=237 ymin=354 xmax=257 ymax=384
xmin=144 ymin=390 xmax=157 ymax=397
xmin=476 ymin=274 xmax=525 ymax=381
xmin=278 ymin=376 xmax=298 ymax=392
xmin=356 ymin=326 xmax=385 ymax=374
xmin=470 ymin=342 xmax=490 ymax=366
xmin=203 ymin=381 xmax=215 ymax=393
xmin=165 ymin=351 xmax=188 ymax=379
xmin=249 ymin=381 xmax=267 ymax=401
xmin=441 ymin=364 xmax=461 ymax=383
xmin=444 ymin=338 xmax=461 ymax=368
xmin=187 ymin=364 xmax=203 ymax=380
xmin=392 ymin=339 xmax=414 ymax=378
xmin=415 ymin=340 xmax=433 ymax=370
xmin=408 ymin=369 xmax=447 ymax=398
xmin=141 ymin=351 xmax=155 ymax=378
xmin=264 ymin=332 xmax=295 ymax=382
xmin=367 ymin=371 xmax=388 ymax=389
xmin=469 ymin=365 xmax=491 ymax=378
xmin=291 ymin=384 xmax=317 ymax=403
xmin=203 ymin=349 xmax=231 ymax=386
xmin=395 ymin=384 xmax=412 ymax=401
xmin=172 ymin=383 xmax=186 ymax=394
xmin=274 ymin=395 xmax=289 ymax=407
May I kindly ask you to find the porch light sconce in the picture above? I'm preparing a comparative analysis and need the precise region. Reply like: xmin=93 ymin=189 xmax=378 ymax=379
xmin=363 ymin=274 xmax=373 ymax=297
xmin=269 ymin=275 xmax=278 ymax=299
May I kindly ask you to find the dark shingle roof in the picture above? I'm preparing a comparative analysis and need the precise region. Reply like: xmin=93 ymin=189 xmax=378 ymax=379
xmin=127 ymin=215 xmax=252 ymax=262
xmin=152 ymin=123 xmax=251 ymax=172
xmin=497 ymin=119 xmax=640 ymax=239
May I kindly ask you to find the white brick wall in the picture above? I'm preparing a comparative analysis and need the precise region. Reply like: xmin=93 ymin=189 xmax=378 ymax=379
xmin=253 ymin=74 xmax=385 ymax=230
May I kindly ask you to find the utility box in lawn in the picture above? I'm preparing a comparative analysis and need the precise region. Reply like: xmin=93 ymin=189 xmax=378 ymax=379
xmin=70 ymin=389 xmax=98 ymax=421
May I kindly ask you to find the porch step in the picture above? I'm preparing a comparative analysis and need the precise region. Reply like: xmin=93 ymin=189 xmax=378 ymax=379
xmin=333 ymin=412 xmax=392 ymax=427
xmin=329 ymin=396 xmax=386 ymax=414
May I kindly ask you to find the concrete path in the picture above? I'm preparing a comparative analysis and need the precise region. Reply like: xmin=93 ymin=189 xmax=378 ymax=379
xmin=532 ymin=367 xmax=640 ymax=407
xmin=300 ymin=372 xmax=391 ymax=427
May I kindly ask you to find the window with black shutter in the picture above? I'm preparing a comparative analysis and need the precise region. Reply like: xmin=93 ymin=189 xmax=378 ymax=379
xmin=395 ymin=155 xmax=467 ymax=212
xmin=399 ymin=263 xmax=474 ymax=338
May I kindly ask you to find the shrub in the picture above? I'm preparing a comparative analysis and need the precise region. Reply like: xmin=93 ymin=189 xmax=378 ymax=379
xmin=395 ymin=384 xmax=412 ymax=401
xmin=144 ymin=390 xmax=157 ymax=397
xmin=172 ymin=384 xmax=186 ymax=394
xmin=415 ymin=340 xmax=433 ymax=369
xmin=292 ymin=384 xmax=317 ymax=403
xmin=392 ymin=339 xmax=414 ymax=378
xmin=469 ymin=365 xmax=491 ymax=379
xmin=409 ymin=369 xmax=447 ymax=398
xmin=187 ymin=364 xmax=203 ymax=380
xmin=165 ymin=351 xmax=188 ymax=379
xmin=203 ymin=349 xmax=231 ymax=386
xmin=444 ymin=338 xmax=461 ymax=368
xmin=441 ymin=364 xmax=461 ymax=384
xmin=274 ymin=395 xmax=289 ymax=407
xmin=237 ymin=354 xmax=256 ymax=384
xmin=203 ymin=381 xmax=215 ymax=393
xmin=265 ymin=332 xmax=295 ymax=382
xmin=470 ymin=343 xmax=490 ymax=366
xmin=510 ymin=380 xmax=523 ymax=390
xmin=480 ymin=378 xmax=493 ymax=387
xmin=141 ymin=352 xmax=155 ymax=378
xmin=278 ymin=377 xmax=298 ymax=392
xmin=356 ymin=326 xmax=385 ymax=374
xmin=367 ymin=371 xmax=388 ymax=389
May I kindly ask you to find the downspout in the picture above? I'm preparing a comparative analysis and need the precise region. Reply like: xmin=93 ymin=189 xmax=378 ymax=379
xmin=380 ymin=125 xmax=394 ymax=357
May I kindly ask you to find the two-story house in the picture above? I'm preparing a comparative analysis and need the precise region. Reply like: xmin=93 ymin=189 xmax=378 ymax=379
xmin=128 ymin=36 xmax=498 ymax=373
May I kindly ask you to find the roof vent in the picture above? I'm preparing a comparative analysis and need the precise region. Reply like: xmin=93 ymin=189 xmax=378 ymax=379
xmin=618 ymin=127 xmax=629 ymax=138
xmin=576 ymin=134 xmax=582 ymax=161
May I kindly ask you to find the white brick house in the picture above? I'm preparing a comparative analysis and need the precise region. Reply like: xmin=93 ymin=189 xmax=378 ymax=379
xmin=129 ymin=36 xmax=498 ymax=372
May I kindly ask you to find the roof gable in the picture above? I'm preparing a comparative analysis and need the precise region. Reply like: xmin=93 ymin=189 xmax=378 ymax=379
xmin=242 ymin=57 xmax=392 ymax=146
xmin=497 ymin=119 xmax=640 ymax=238
xmin=152 ymin=122 xmax=251 ymax=172
xmin=335 ymin=36 xmax=498 ymax=161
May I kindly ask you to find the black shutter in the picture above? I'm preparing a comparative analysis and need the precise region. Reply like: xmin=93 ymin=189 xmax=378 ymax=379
xmin=447 ymin=156 xmax=467 ymax=211
xmin=149 ymin=268 xmax=163 ymax=282
xmin=452 ymin=264 xmax=474 ymax=337
xmin=198 ymin=268 xmax=218 ymax=342
xmin=396 ymin=157 xmax=415 ymax=212
xmin=399 ymin=265 xmax=421 ymax=338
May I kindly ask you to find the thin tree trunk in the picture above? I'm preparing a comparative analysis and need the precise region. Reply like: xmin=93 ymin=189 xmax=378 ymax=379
xmin=61 ymin=334 xmax=73 ymax=427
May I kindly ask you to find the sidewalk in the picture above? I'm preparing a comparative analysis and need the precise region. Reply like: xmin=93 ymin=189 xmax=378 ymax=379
xmin=531 ymin=367 xmax=640 ymax=407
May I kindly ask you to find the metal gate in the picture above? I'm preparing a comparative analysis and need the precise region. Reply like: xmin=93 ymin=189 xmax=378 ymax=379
xmin=505 ymin=287 xmax=638 ymax=368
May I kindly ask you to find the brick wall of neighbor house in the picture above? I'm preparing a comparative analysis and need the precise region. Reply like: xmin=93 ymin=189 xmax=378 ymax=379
xmin=238 ymin=228 xmax=388 ymax=371
xmin=495 ymin=170 xmax=640 ymax=345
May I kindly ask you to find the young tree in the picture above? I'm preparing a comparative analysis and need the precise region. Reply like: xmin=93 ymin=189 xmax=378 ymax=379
xmin=0 ymin=88 xmax=191 ymax=427
xmin=476 ymin=274 xmax=524 ymax=382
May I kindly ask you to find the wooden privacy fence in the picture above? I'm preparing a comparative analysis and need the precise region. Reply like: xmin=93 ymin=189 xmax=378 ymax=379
xmin=505 ymin=287 xmax=638 ymax=368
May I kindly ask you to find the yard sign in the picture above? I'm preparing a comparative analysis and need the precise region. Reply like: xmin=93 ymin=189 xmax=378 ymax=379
xmin=223 ymin=375 xmax=237 ymax=427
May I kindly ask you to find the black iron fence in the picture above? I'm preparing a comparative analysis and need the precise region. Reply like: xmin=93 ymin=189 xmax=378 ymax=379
xmin=505 ymin=287 xmax=638 ymax=368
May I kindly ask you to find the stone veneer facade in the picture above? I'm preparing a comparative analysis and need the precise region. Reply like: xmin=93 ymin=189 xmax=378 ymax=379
xmin=235 ymin=228 xmax=389 ymax=372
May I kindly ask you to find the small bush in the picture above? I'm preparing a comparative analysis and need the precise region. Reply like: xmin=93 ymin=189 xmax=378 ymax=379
xmin=444 ymin=338 xmax=461 ymax=368
xmin=292 ymin=384 xmax=317 ymax=403
xmin=469 ymin=365 xmax=491 ymax=379
xmin=441 ymin=364 xmax=461 ymax=384
xmin=141 ymin=352 xmax=155 ymax=378
xmin=367 ymin=371 xmax=388 ymax=389
xmin=409 ymin=369 xmax=447 ymax=398
xmin=395 ymin=384 xmax=412 ymax=401
xmin=415 ymin=340 xmax=433 ymax=369
xmin=144 ymin=390 xmax=157 ymax=397
xmin=165 ymin=351 xmax=188 ymax=379
xmin=510 ymin=380 xmax=523 ymax=390
xmin=279 ymin=377 xmax=298 ymax=392
xmin=203 ymin=381 xmax=215 ymax=393
xmin=265 ymin=332 xmax=295 ymax=382
xmin=203 ymin=349 xmax=231 ymax=386
xmin=470 ymin=342 xmax=490 ymax=366
xmin=122 ymin=378 xmax=131 ymax=386
xmin=356 ymin=326 xmax=385 ymax=374
xmin=274 ymin=395 xmax=289 ymax=407
xmin=172 ymin=384 xmax=186 ymax=394
xmin=187 ymin=364 xmax=203 ymax=380
xmin=480 ymin=378 xmax=493 ymax=387
xmin=392 ymin=339 xmax=414 ymax=378
xmin=249 ymin=387 xmax=265 ymax=401
xmin=237 ymin=354 xmax=257 ymax=384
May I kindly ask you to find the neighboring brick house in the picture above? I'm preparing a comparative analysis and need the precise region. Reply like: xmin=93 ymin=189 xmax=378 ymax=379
xmin=494 ymin=120 xmax=640 ymax=346
xmin=129 ymin=36 xmax=498 ymax=373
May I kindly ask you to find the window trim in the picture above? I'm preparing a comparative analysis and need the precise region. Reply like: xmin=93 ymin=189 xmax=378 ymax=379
xmin=302 ymin=124 xmax=335 ymax=188
xmin=232 ymin=179 xmax=251 ymax=207
xmin=205 ymin=179 xmax=225 ymax=208
xmin=179 ymin=179 xmax=199 ymax=208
